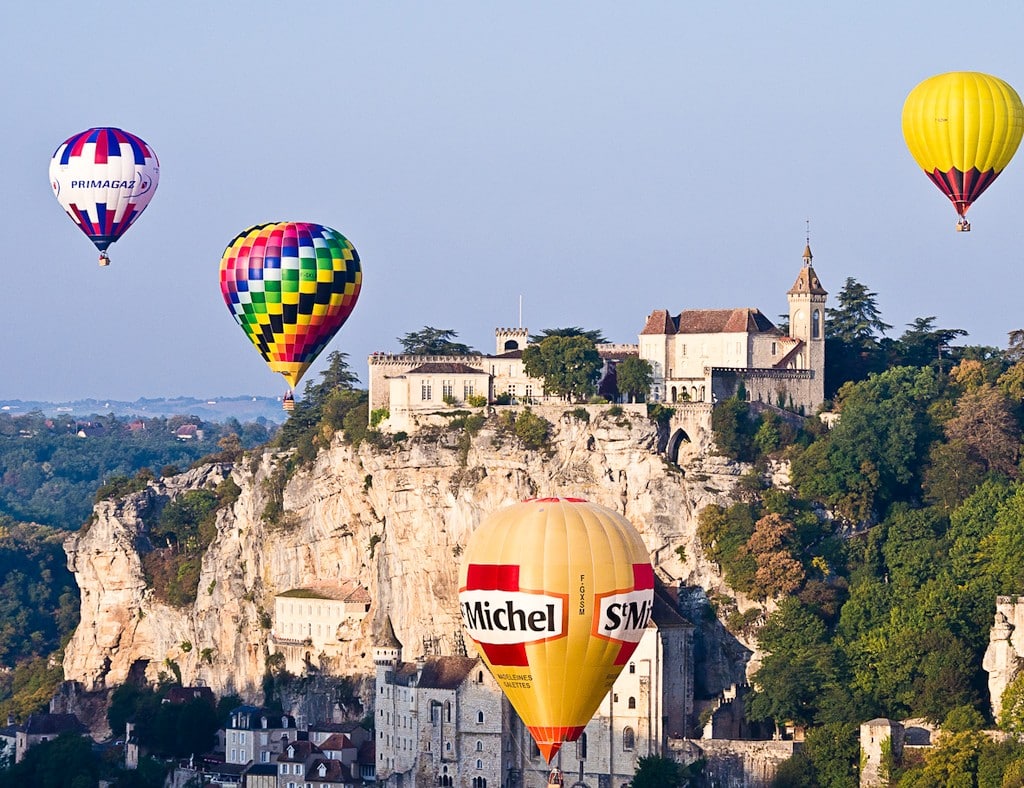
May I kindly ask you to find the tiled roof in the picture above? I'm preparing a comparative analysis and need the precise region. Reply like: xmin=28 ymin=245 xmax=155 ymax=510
xmin=319 ymin=733 xmax=353 ymax=750
xmin=404 ymin=362 xmax=489 ymax=375
xmin=278 ymin=580 xmax=370 ymax=604
xmin=675 ymin=308 xmax=779 ymax=334
xmin=280 ymin=740 xmax=321 ymax=762
xmin=787 ymin=264 xmax=827 ymax=296
xmin=640 ymin=309 xmax=676 ymax=336
xmin=378 ymin=616 xmax=402 ymax=649
xmin=392 ymin=656 xmax=480 ymax=689
xmin=308 ymin=757 xmax=351 ymax=782
xmin=22 ymin=713 xmax=86 ymax=736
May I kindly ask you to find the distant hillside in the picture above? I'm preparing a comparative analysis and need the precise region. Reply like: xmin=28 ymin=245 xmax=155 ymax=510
xmin=0 ymin=395 xmax=289 ymax=424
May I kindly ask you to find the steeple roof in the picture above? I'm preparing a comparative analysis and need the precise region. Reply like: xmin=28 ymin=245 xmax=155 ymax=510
xmin=788 ymin=260 xmax=827 ymax=296
xmin=378 ymin=615 xmax=402 ymax=649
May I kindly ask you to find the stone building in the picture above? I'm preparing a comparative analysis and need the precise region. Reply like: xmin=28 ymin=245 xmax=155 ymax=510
xmin=270 ymin=582 xmax=372 ymax=674
xmin=367 ymin=244 xmax=827 ymax=433
xmin=638 ymin=245 xmax=826 ymax=415
xmin=374 ymin=582 xmax=694 ymax=788
xmin=225 ymin=705 xmax=298 ymax=766
xmin=13 ymin=712 xmax=87 ymax=763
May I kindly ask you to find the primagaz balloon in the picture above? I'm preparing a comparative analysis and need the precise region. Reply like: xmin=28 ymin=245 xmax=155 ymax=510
xmin=458 ymin=497 xmax=654 ymax=762
xmin=49 ymin=127 xmax=160 ymax=265
xmin=219 ymin=222 xmax=361 ymax=406
xmin=902 ymin=71 xmax=1024 ymax=231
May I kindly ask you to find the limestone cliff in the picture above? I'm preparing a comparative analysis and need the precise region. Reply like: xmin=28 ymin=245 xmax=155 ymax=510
xmin=63 ymin=404 xmax=758 ymax=703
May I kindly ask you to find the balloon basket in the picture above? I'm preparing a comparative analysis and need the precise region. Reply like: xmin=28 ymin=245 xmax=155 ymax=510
xmin=98 ymin=253 xmax=110 ymax=267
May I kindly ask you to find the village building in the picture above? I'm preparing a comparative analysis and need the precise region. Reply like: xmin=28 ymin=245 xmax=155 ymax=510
xmin=224 ymin=705 xmax=297 ymax=767
xmin=12 ymin=712 xmax=88 ymax=763
xmin=373 ymin=584 xmax=693 ymax=788
xmin=367 ymin=247 xmax=827 ymax=433
xmin=269 ymin=582 xmax=372 ymax=674
xmin=638 ymin=245 xmax=826 ymax=415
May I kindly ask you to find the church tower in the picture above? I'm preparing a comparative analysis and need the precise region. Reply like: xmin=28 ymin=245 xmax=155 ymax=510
xmin=787 ymin=242 xmax=827 ymax=407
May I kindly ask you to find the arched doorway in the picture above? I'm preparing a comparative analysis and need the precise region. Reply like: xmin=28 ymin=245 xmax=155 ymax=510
xmin=666 ymin=428 xmax=691 ymax=464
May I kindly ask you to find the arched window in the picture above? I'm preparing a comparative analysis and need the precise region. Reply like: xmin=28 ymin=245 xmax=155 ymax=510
xmin=476 ymin=740 xmax=483 ymax=752
xmin=629 ymin=663 xmax=635 ymax=674
xmin=576 ymin=732 xmax=588 ymax=760
xmin=623 ymin=726 xmax=635 ymax=751
xmin=477 ymin=670 xmax=484 ymax=683
xmin=628 ymin=697 xmax=636 ymax=709
xmin=812 ymin=309 xmax=821 ymax=339
xmin=477 ymin=710 xmax=485 ymax=724
xmin=476 ymin=759 xmax=483 ymax=769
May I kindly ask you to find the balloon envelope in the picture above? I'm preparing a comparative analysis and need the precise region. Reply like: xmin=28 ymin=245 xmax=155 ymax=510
xmin=219 ymin=222 xmax=362 ymax=389
xmin=902 ymin=71 xmax=1024 ymax=218
xmin=49 ymin=127 xmax=160 ymax=255
xmin=458 ymin=497 xmax=654 ymax=762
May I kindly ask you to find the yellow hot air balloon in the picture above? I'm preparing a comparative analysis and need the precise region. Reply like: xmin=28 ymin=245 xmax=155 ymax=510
xmin=458 ymin=497 xmax=654 ymax=763
xmin=902 ymin=71 xmax=1024 ymax=231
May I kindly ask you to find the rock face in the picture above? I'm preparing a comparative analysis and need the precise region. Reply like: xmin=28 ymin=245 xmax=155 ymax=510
xmin=63 ymin=405 xmax=758 ymax=703
xmin=983 ymin=595 xmax=1024 ymax=721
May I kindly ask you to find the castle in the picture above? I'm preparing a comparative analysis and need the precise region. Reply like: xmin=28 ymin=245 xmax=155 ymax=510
xmin=367 ymin=245 xmax=827 ymax=432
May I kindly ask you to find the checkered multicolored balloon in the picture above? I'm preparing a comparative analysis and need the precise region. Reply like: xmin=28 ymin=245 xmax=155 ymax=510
xmin=219 ymin=222 xmax=362 ymax=390
xmin=49 ymin=127 xmax=160 ymax=264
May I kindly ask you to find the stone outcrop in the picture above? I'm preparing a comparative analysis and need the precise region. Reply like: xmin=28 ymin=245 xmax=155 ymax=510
xmin=63 ymin=405 xmax=762 ymax=703
xmin=983 ymin=595 xmax=1024 ymax=721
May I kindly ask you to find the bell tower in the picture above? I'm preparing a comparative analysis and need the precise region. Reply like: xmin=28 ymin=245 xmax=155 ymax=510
xmin=787 ymin=240 xmax=827 ymax=406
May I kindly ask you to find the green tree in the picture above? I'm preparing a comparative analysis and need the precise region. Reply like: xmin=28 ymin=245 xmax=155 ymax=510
xmin=825 ymin=278 xmax=891 ymax=396
xmin=747 ymin=599 xmax=840 ymax=726
xmin=629 ymin=753 xmax=688 ymax=787
xmin=521 ymin=335 xmax=602 ymax=402
xmin=615 ymin=356 xmax=653 ymax=403
xmin=791 ymin=367 xmax=938 ymax=522
xmin=397 ymin=327 xmax=475 ymax=355
xmin=0 ymin=731 xmax=97 ymax=788
xmin=711 ymin=397 xmax=755 ymax=460
xmin=529 ymin=326 xmax=608 ymax=344
xmin=893 ymin=316 xmax=967 ymax=371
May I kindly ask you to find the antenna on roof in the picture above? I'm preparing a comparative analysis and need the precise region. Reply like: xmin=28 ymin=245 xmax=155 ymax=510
xmin=803 ymin=218 xmax=813 ymax=267
xmin=519 ymin=295 xmax=523 ymax=329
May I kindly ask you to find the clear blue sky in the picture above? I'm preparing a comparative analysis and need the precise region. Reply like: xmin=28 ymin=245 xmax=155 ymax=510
xmin=4 ymin=1 xmax=1024 ymax=401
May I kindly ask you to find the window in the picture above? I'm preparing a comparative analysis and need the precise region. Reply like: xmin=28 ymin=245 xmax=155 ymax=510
xmin=629 ymin=662 xmax=635 ymax=674
xmin=771 ymin=341 xmax=777 ymax=355
xmin=623 ymin=726 xmax=635 ymax=751
xmin=261 ymin=751 xmax=270 ymax=763
xmin=812 ymin=309 xmax=821 ymax=339
xmin=476 ymin=740 xmax=483 ymax=752
xmin=477 ymin=670 xmax=484 ymax=683
xmin=476 ymin=759 xmax=483 ymax=769
xmin=445 ymin=701 xmax=452 ymax=722
xmin=577 ymin=732 xmax=588 ymax=760
xmin=464 ymin=382 xmax=475 ymax=398
xmin=477 ymin=711 xmax=485 ymax=723
xmin=421 ymin=381 xmax=433 ymax=400
xmin=628 ymin=696 xmax=636 ymax=709
xmin=442 ymin=380 xmax=453 ymax=400
xmin=524 ymin=383 xmax=533 ymax=401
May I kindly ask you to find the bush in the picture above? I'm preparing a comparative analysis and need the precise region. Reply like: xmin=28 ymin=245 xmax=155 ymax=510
xmin=514 ymin=410 xmax=551 ymax=450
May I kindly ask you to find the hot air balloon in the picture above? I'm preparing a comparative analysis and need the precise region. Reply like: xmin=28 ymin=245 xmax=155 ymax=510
xmin=219 ymin=222 xmax=362 ymax=409
xmin=902 ymin=71 xmax=1024 ymax=231
xmin=458 ymin=497 xmax=654 ymax=763
xmin=49 ymin=127 xmax=160 ymax=264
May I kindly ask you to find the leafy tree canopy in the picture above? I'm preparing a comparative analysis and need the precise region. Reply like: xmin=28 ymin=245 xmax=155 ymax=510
xmin=397 ymin=327 xmax=476 ymax=355
xmin=529 ymin=326 xmax=608 ymax=344
xmin=521 ymin=335 xmax=602 ymax=402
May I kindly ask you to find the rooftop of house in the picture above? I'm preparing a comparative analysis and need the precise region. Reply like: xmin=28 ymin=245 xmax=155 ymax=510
xmin=641 ymin=307 xmax=782 ymax=336
xmin=277 ymin=580 xmax=370 ymax=605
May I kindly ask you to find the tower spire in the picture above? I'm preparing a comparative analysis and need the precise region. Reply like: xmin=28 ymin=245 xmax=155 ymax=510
xmin=803 ymin=218 xmax=813 ymax=266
